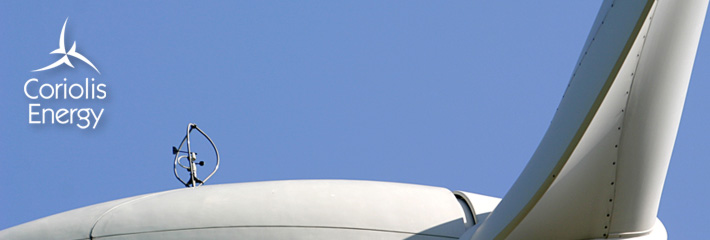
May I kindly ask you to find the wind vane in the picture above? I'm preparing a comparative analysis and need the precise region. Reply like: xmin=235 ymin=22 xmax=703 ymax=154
xmin=172 ymin=123 xmax=220 ymax=188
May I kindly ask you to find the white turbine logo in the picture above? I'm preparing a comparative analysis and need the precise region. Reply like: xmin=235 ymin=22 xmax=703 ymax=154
xmin=32 ymin=18 xmax=100 ymax=74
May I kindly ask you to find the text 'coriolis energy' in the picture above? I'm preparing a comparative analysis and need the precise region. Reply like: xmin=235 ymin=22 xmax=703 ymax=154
xmin=24 ymin=77 xmax=106 ymax=129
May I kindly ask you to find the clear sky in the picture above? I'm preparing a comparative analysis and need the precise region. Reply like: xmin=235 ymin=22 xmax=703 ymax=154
xmin=1 ymin=1 xmax=708 ymax=239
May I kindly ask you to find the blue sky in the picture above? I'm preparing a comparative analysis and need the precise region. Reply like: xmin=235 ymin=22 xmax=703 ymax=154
xmin=1 ymin=1 xmax=708 ymax=238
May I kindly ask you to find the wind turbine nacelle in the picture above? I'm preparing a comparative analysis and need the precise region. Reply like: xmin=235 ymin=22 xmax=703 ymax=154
xmin=0 ymin=180 xmax=500 ymax=240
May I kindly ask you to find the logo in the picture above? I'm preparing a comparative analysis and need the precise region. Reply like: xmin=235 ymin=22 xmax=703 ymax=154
xmin=24 ymin=17 xmax=107 ymax=130
xmin=32 ymin=18 xmax=100 ymax=74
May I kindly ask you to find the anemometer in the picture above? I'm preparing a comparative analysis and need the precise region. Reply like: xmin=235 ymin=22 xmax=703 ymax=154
xmin=172 ymin=123 xmax=220 ymax=187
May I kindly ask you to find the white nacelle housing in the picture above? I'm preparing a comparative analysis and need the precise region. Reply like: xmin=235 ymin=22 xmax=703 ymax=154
xmin=0 ymin=180 xmax=500 ymax=240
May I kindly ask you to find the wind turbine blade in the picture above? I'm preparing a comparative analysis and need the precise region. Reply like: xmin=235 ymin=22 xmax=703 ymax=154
xmin=470 ymin=1 xmax=709 ymax=239
xmin=58 ymin=18 xmax=68 ymax=53
xmin=32 ymin=55 xmax=72 ymax=72
xmin=69 ymin=41 xmax=76 ymax=53
xmin=50 ymin=48 xmax=64 ymax=55
xmin=68 ymin=50 xmax=100 ymax=74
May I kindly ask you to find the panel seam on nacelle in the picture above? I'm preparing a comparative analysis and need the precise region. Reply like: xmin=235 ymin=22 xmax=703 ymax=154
xmin=89 ymin=225 xmax=462 ymax=239
xmin=88 ymin=189 xmax=185 ymax=239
